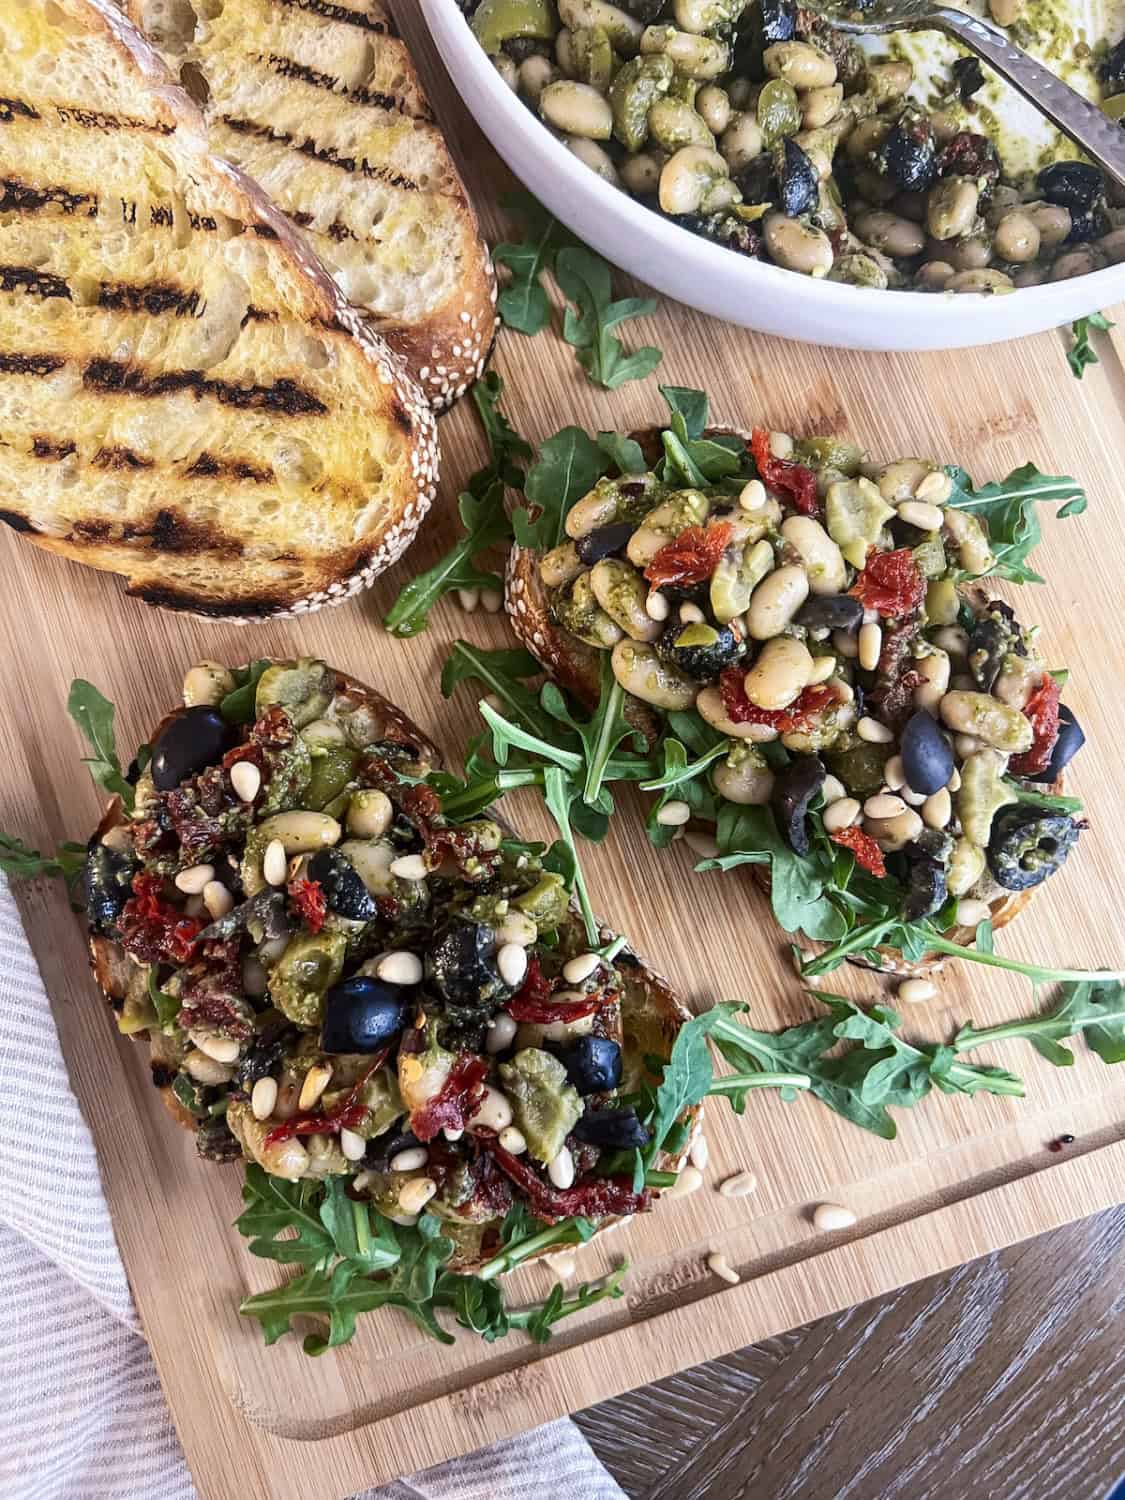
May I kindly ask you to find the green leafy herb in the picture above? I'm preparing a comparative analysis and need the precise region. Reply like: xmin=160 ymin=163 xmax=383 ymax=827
xmin=146 ymin=968 xmax=182 ymax=1032
xmin=699 ymin=804 xmax=847 ymax=943
xmin=470 ymin=370 xmax=534 ymax=491
xmin=492 ymin=191 xmax=571 ymax=335
xmin=955 ymin=979 xmax=1125 ymax=1068
xmin=555 ymin=246 xmax=663 ymax=390
xmin=1004 ymin=780 xmax=1083 ymax=814
xmin=1067 ymin=312 xmax=1114 ymax=379
xmin=945 ymin=464 xmax=1087 ymax=585
xmin=597 ymin=430 xmax=648 ymax=474
xmin=0 ymin=832 xmax=86 ymax=895
xmin=67 ymin=680 xmax=135 ymax=809
xmin=219 ymin=660 xmax=271 ymax=725
xmin=514 ymin=426 xmax=611 ymax=553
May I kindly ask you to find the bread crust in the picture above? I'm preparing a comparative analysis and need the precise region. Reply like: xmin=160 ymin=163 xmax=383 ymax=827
xmin=504 ymin=426 xmax=1064 ymax=978
xmin=88 ymin=663 xmax=699 ymax=1272
xmin=1 ymin=0 xmax=441 ymax=620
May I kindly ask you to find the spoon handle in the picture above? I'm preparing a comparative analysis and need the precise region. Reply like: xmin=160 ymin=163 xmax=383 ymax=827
xmin=930 ymin=7 xmax=1125 ymax=187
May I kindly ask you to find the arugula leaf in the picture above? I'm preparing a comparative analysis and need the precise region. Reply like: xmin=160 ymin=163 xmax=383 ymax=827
xmin=0 ymin=832 xmax=86 ymax=894
xmin=543 ymin=765 xmax=599 ymax=947
xmin=660 ymin=385 xmax=710 ymax=438
xmin=477 ymin=1214 xmax=597 ymax=1281
xmin=597 ymin=430 xmax=648 ymax=475
xmin=384 ymin=479 xmax=512 ymax=636
xmin=440 ymin=642 xmax=557 ymax=742
xmin=492 ymin=192 xmax=570 ymax=336
xmin=539 ymin=655 xmax=649 ymax=809
xmin=1004 ymin=780 xmax=1083 ymax=815
xmin=555 ymin=247 xmax=663 ymax=390
xmin=67 ymin=680 xmax=134 ymax=809
xmin=955 ymin=979 xmax=1125 ymax=1067
xmin=700 ymin=804 xmax=847 ymax=942
xmin=219 ymin=660 xmax=271 ymax=725
xmin=945 ymin=464 xmax=1087 ymax=585
xmin=146 ymin=968 xmax=181 ymax=1033
xmin=658 ymin=385 xmax=746 ymax=486
xmin=471 ymin=370 xmax=533 ymax=491
xmin=1067 ymin=312 xmax=1114 ymax=380
xmin=318 ymin=1179 xmax=400 ymax=1273
xmin=515 ymin=1264 xmax=628 ymax=1343
xmin=235 ymin=1165 xmax=342 ymax=1269
xmin=641 ymin=1004 xmax=730 ymax=1171
xmin=641 ymin=738 xmax=723 ymax=848
xmin=514 ymin=426 xmax=610 ymax=553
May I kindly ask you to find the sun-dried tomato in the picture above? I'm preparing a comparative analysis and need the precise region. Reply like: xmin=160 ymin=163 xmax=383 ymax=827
xmin=288 ymin=877 xmax=326 ymax=934
xmin=935 ymin=131 xmax=1000 ymax=184
xmin=849 ymin=548 xmax=925 ymax=619
xmin=410 ymin=1054 xmax=490 ymax=1143
xmin=829 ymin=826 xmax=887 ymax=878
xmin=504 ymin=957 xmax=604 ymax=1024
xmin=719 ymin=670 xmax=835 ymax=733
xmin=749 ymin=428 xmax=819 ymax=517
xmin=1009 ymin=673 xmax=1061 ymax=777
xmin=487 ymin=1143 xmax=651 ymax=1225
xmin=644 ymin=522 xmax=733 ymax=590
xmin=119 ymin=872 xmax=204 ymax=966
xmin=399 ymin=781 xmax=498 ymax=875
xmin=264 ymin=1052 xmax=388 ymax=1148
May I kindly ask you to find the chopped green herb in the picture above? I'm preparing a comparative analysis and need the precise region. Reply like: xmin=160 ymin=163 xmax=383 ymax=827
xmin=1067 ymin=312 xmax=1114 ymax=379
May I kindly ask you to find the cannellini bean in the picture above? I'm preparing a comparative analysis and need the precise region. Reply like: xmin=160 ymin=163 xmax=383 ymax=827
xmin=696 ymin=83 xmax=731 ymax=134
xmin=566 ymin=487 xmax=619 ymax=538
xmin=641 ymin=24 xmax=729 ymax=79
xmin=713 ymin=754 xmax=774 ymax=805
xmin=947 ymin=837 xmax=987 ymax=897
xmin=763 ymin=40 xmax=836 ymax=89
xmin=764 ymin=214 xmax=834 ymax=277
xmin=720 ymin=111 xmax=764 ymax=171
xmin=927 ymin=176 xmax=979 ymax=241
xmin=620 ymin=151 xmax=662 ymax=194
xmin=1026 ymin=201 xmax=1072 ymax=247
xmin=993 ymin=654 xmax=1042 ymax=710
xmin=942 ymin=507 xmax=994 ymax=575
xmin=257 ymin=810 xmax=341 ymax=855
xmin=695 ymin=685 xmax=777 ymax=741
xmin=940 ymin=692 xmax=1034 ymax=752
xmin=854 ymin=209 xmax=925 ymax=257
xmin=486 ymin=1014 xmax=519 ymax=1054
xmin=185 ymin=1051 xmax=234 ymax=1085
xmin=743 ymin=636 xmax=813 ymax=710
xmin=780 ymin=516 xmax=846 ymax=594
xmin=519 ymin=54 xmax=556 ymax=103
xmin=659 ymin=145 xmax=731 ymax=216
xmin=993 ymin=209 xmax=1040 ymax=263
xmin=611 ymin=640 xmax=697 ymax=709
xmin=346 ymin=789 xmax=393 ymax=840
xmin=591 ymin=558 xmax=662 ymax=642
xmin=558 ymin=0 xmax=643 ymax=53
xmin=540 ymin=540 xmax=585 ymax=589
xmin=566 ymin=135 xmax=622 ymax=184
xmin=747 ymin=564 xmax=809 ymax=640
xmin=338 ymin=837 xmax=394 ymax=896
xmin=864 ymin=805 xmax=924 ymax=852
xmin=801 ymin=83 xmax=843 ymax=128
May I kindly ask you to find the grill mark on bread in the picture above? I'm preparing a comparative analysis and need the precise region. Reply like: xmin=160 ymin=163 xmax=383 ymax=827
xmin=0 ymin=265 xmax=70 ymax=299
xmin=221 ymin=116 xmax=418 ymax=190
xmin=32 ymin=436 xmax=77 ymax=461
xmin=291 ymin=211 xmax=356 ymax=243
xmin=259 ymin=52 xmax=430 ymax=121
xmin=0 ymin=178 xmax=95 ymax=216
xmin=51 ymin=103 xmax=174 ymax=134
xmin=0 ymin=353 xmax=65 ymax=376
xmin=0 ymin=99 xmax=40 ymax=122
xmin=0 ymin=509 xmax=36 ymax=533
xmin=93 ymin=445 xmax=153 ymax=470
xmin=82 ymin=358 xmax=328 ymax=416
xmin=186 ymin=450 xmax=273 ymax=483
xmin=98 ymin=281 xmax=202 ymax=317
xmin=273 ymin=0 xmax=394 ymax=34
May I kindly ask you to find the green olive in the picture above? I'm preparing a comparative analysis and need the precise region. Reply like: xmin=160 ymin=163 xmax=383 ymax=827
xmin=255 ymin=658 xmax=334 ymax=729
xmin=471 ymin=0 xmax=556 ymax=56
xmin=609 ymin=52 xmax=674 ymax=150
xmin=792 ymin=437 xmax=864 ymax=475
xmin=268 ymin=931 xmax=348 ymax=1028
xmin=757 ymin=78 xmax=800 ymax=148
xmin=305 ymin=745 xmax=357 ymax=810
xmin=500 ymin=1048 xmax=583 ymax=1163
xmin=571 ymin=25 xmax=617 ymax=90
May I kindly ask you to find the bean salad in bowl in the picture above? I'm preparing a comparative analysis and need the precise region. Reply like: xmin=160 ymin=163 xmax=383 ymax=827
xmin=464 ymin=0 xmax=1125 ymax=294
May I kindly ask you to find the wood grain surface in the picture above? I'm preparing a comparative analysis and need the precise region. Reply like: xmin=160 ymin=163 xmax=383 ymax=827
xmin=578 ymin=1206 xmax=1125 ymax=1500
xmin=1 ymin=4 xmax=1123 ymax=1497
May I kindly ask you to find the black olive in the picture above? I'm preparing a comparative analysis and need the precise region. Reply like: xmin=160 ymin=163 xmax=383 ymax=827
xmin=1026 ymin=705 xmax=1085 ymax=784
xmin=680 ymin=210 xmax=765 ymax=259
xmin=573 ymin=1105 xmax=651 ymax=1149
xmin=1065 ymin=206 xmax=1109 ymax=243
xmin=952 ymin=56 xmax=985 ymax=100
xmin=902 ymin=831 xmax=952 ymax=921
xmin=968 ymin=604 xmax=1024 ymax=691
xmin=619 ymin=0 xmax=665 ymax=17
xmin=151 ymin=707 xmax=232 ymax=791
xmin=771 ymin=756 xmax=825 ymax=856
xmin=195 ymin=1117 xmax=242 ymax=1163
xmin=1038 ymin=161 xmax=1105 ymax=214
xmin=776 ymin=138 xmax=818 ymax=217
xmin=877 ymin=113 xmax=936 ymax=192
xmin=320 ymin=976 xmax=409 ymax=1054
xmin=736 ymin=154 xmax=776 ymax=207
xmin=1102 ymin=36 xmax=1125 ymax=88
xmin=576 ymin=521 xmax=635 ymax=566
xmin=657 ymin=619 xmax=744 ymax=683
xmin=987 ymin=806 xmax=1080 ymax=892
xmin=556 ymin=1036 xmax=623 ymax=1095
xmin=82 ymin=841 xmax=138 ymax=934
xmin=366 ymin=1128 xmax=423 ymax=1171
xmin=899 ymin=710 xmax=954 ymax=796
xmin=426 ymin=922 xmax=509 ymax=1008
xmin=307 ymin=848 xmax=377 ymax=922
xmin=232 ymin=1020 xmax=298 ymax=1091
xmin=756 ymin=0 xmax=796 ymax=46
xmin=794 ymin=594 xmax=865 ymax=632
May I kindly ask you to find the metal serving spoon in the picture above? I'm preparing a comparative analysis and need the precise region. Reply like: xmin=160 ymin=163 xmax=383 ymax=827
xmin=802 ymin=0 xmax=1125 ymax=188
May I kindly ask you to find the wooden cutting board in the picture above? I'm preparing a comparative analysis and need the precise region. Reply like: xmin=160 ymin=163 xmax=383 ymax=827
xmin=3 ymin=6 xmax=1125 ymax=1496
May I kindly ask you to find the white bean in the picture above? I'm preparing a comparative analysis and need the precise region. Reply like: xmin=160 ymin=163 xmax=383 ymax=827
xmin=743 ymin=636 xmax=813 ymax=710
xmin=696 ymin=83 xmax=731 ymax=134
xmin=864 ymin=806 xmax=924 ymax=852
xmin=566 ymin=135 xmax=622 ymax=184
xmin=175 ymin=863 xmax=214 ymax=895
xmin=559 ymin=0 xmax=644 ymax=50
xmin=713 ymin=755 xmax=775 ymax=805
xmin=943 ymin=507 xmax=994 ymax=575
xmin=258 ymin=811 xmax=341 ymax=855
xmin=642 ymin=24 xmax=729 ymax=79
xmin=720 ymin=112 xmax=763 ymax=172
xmin=780 ymin=516 xmax=846 ymax=594
xmin=864 ymin=793 xmax=906 ymax=819
xmin=695 ymin=684 xmax=777 ymax=741
xmin=940 ymin=692 xmax=1034 ymax=752
xmin=591 ymin=558 xmax=661 ymax=642
xmin=611 ymin=640 xmax=697 ymax=709
xmin=747 ymin=564 xmax=809 ymax=640
xmin=659 ymin=146 xmax=730 ymax=216
xmin=764 ymin=40 xmax=836 ymax=89
xmin=183 ymin=661 xmax=235 ymax=707
xmin=540 ymin=80 xmax=614 ymax=140
xmin=913 ymin=649 xmax=950 ymax=713
xmin=764 ymin=214 xmax=834 ymax=277
xmin=346 ymin=789 xmax=393 ymax=839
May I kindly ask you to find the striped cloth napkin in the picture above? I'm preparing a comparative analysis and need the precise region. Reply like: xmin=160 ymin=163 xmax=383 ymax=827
xmin=0 ymin=878 xmax=624 ymax=1500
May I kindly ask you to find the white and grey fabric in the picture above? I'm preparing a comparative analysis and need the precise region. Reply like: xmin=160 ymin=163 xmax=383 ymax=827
xmin=0 ymin=876 xmax=624 ymax=1500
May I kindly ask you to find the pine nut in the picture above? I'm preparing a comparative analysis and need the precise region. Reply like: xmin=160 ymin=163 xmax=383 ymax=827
xmin=398 ymin=1177 xmax=438 ymax=1216
xmin=664 ymin=1165 xmax=704 ymax=1198
xmin=808 ymin=655 xmax=836 ymax=684
xmin=390 ymin=854 xmax=428 ymax=881
xmin=901 ymin=786 xmax=927 ymax=807
xmin=548 ymin=1146 xmax=576 ymax=1190
xmin=298 ymin=1063 xmax=333 ymax=1111
xmin=251 ymin=1076 xmax=278 ymax=1120
xmin=656 ymin=799 xmax=692 ymax=827
xmin=544 ymin=1252 xmax=576 ymax=1279
xmin=739 ymin=479 xmax=767 ymax=511
xmin=833 ymin=628 xmax=859 ymax=659
xmin=646 ymin=591 xmax=671 ymax=621
xmin=175 ymin=863 xmax=214 ymax=895
xmin=922 ymin=788 xmax=952 ymax=828
xmin=707 ymin=1251 xmax=740 ymax=1284
xmin=821 ymin=775 xmax=846 ymax=803
xmin=898 ymin=977 xmax=937 ymax=1004
xmin=496 ymin=911 xmax=537 ymax=947
xmin=857 ymin=716 xmax=894 ymax=744
xmin=457 ymin=588 xmax=480 ymax=612
xmin=690 ymin=1133 xmax=710 ymax=1170
xmin=469 ymin=1085 xmax=513 ymax=1132
xmin=823 ymin=797 xmax=861 ymax=833
xmin=769 ymin=430 xmax=794 ymax=459
xmin=915 ymin=469 xmax=952 ymax=503
xmin=497 ymin=943 xmax=529 ymax=988
xmin=896 ymin=499 xmax=943 ymax=531
xmin=203 ymin=880 xmax=233 ymax=920
xmin=883 ymin=755 xmax=906 ymax=790
xmin=957 ymin=898 xmax=992 ymax=927
xmin=389 ymin=1147 xmax=429 ymax=1172
xmin=230 ymin=761 xmax=261 ymax=803
xmin=685 ymin=830 xmax=720 ymax=859
xmin=563 ymin=952 xmax=602 ymax=984
xmin=481 ymin=589 xmax=504 ymax=614
xmin=346 ymin=789 xmax=393 ymax=839
xmin=813 ymin=1202 xmax=857 ymax=1231
xmin=487 ymin=1014 xmax=518 ymax=1053
xmin=499 ymin=1125 xmax=528 ymax=1155
xmin=263 ymin=839 xmax=288 ymax=887
xmin=858 ymin=622 xmax=883 ymax=671
xmin=185 ymin=1051 xmax=234 ymax=1085
xmin=340 ymin=1128 xmax=367 ymax=1162
xmin=947 ymin=768 xmax=962 ymax=792
xmin=718 ymin=1171 xmax=758 ymax=1197
xmin=443 ymin=1127 xmax=464 ymax=1142
xmin=376 ymin=951 xmax=423 ymax=986
xmin=679 ymin=601 xmax=705 ymax=624
xmin=189 ymin=1029 xmax=240 ymax=1063
xmin=865 ymin=793 xmax=906 ymax=819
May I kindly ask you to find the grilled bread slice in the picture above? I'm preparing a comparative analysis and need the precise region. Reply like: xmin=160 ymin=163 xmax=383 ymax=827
xmin=127 ymin=0 xmax=496 ymax=410
xmin=505 ymin=427 xmax=1068 ymax=977
xmin=0 ymin=0 xmax=439 ymax=618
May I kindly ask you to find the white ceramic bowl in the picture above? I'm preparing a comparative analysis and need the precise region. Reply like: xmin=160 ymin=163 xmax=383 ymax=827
xmin=420 ymin=0 xmax=1125 ymax=351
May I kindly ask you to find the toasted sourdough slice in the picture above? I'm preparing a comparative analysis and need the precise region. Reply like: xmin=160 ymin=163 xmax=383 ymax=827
xmin=505 ymin=427 xmax=1060 ymax=977
xmin=126 ymin=0 xmax=497 ymax=410
xmin=88 ymin=663 xmax=698 ymax=1273
xmin=0 ymin=0 xmax=439 ymax=618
